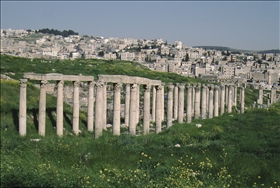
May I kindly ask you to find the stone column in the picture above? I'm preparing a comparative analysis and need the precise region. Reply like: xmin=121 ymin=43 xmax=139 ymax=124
xmin=72 ymin=81 xmax=80 ymax=135
xmin=87 ymin=81 xmax=94 ymax=132
xmin=186 ymin=84 xmax=192 ymax=123
xmin=258 ymin=85 xmax=264 ymax=105
xmin=19 ymin=79 xmax=27 ymax=136
xmin=38 ymin=80 xmax=48 ymax=136
xmin=228 ymin=85 xmax=232 ymax=113
xmin=136 ymin=84 xmax=140 ymax=123
xmin=143 ymin=85 xmax=151 ymax=134
xmin=129 ymin=84 xmax=137 ymax=135
xmin=234 ymin=85 xmax=237 ymax=106
xmin=192 ymin=86 xmax=195 ymax=117
xmin=173 ymin=83 xmax=179 ymax=120
xmin=220 ymin=85 xmax=225 ymax=115
xmin=113 ymin=83 xmax=122 ymax=135
xmin=125 ymin=84 xmax=130 ymax=127
xmin=201 ymin=84 xmax=207 ymax=119
xmin=95 ymin=82 xmax=104 ymax=138
xmin=214 ymin=85 xmax=219 ymax=117
xmin=155 ymin=85 xmax=163 ymax=133
xmin=56 ymin=80 xmax=64 ymax=136
xmin=103 ymin=83 xmax=107 ymax=129
xmin=208 ymin=85 xmax=214 ymax=119
xmin=206 ymin=85 xmax=209 ymax=114
xmin=194 ymin=84 xmax=201 ymax=119
xmin=270 ymin=87 xmax=276 ymax=104
xmin=225 ymin=85 xmax=228 ymax=108
xmin=167 ymin=83 xmax=174 ymax=128
xmin=152 ymin=86 xmax=156 ymax=122
xmin=178 ymin=83 xmax=185 ymax=123
xmin=240 ymin=87 xmax=245 ymax=114
xmin=161 ymin=83 xmax=165 ymax=121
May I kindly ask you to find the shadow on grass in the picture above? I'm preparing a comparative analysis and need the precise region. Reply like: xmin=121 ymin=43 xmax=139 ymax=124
xmin=12 ymin=109 xmax=19 ymax=132
xmin=46 ymin=108 xmax=57 ymax=129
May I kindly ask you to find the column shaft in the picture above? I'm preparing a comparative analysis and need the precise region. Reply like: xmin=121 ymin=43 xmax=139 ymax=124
xmin=73 ymin=81 xmax=80 ymax=135
xmin=173 ymin=84 xmax=179 ymax=120
xmin=167 ymin=83 xmax=174 ymax=128
xmin=187 ymin=85 xmax=192 ymax=123
xmin=220 ymin=85 xmax=225 ymax=115
xmin=56 ymin=80 xmax=64 ymax=136
xmin=208 ymin=85 xmax=214 ymax=119
xmin=162 ymin=84 xmax=165 ymax=121
xmin=103 ymin=83 xmax=107 ymax=129
xmin=214 ymin=86 xmax=219 ymax=117
xmin=136 ymin=85 xmax=140 ymax=123
xmin=155 ymin=85 xmax=163 ymax=133
xmin=38 ymin=80 xmax=47 ymax=136
xmin=201 ymin=85 xmax=207 ymax=119
xmin=87 ymin=81 xmax=94 ymax=132
xmin=178 ymin=84 xmax=185 ymax=123
xmin=240 ymin=87 xmax=245 ymax=114
xmin=113 ymin=83 xmax=122 ymax=135
xmin=129 ymin=84 xmax=137 ymax=135
xmin=125 ymin=84 xmax=130 ymax=126
xmin=194 ymin=84 xmax=201 ymax=119
xmin=152 ymin=86 xmax=156 ymax=121
xmin=19 ymin=79 xmax=27 ymax=136
xmin=225 ymin=85 xmax=228 ymax=108
xmin=228 ymin=86 xmax=232 ymax=113
xmin=258 ymin=86 xmax=263 ymax=105
xmin=94 ymin=82 xmax=104 ymax=138
xmin=143 ymin=85 xmax=151 ymax=134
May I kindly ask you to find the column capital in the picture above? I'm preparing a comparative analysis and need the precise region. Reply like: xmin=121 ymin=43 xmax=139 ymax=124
xmin=220 ymin=85 xmax=225 ymax=90
xmin=95 ymin=82 xmax=104 ymax=91
xmin=40 ymin=80 xmax=48 ymax=87
xmin=195 ymin=84 xmax=200 ymax=91
xmin=130 ymin=83 xmax=138 ymax=91
xmin=73 ymin=81 xmax=80 ymax=88
xmin=143 ymin=84 xmax=151 ymax=91
xmin=178 ymin=83 xmax=185 ymax=91
xmin=20 ymin=79 xmax=27 ymax=88
xmin=57 ymin=80 xmax=64 ymax=86
xmin=167 ymin=83 xmax=174 ymax=91
xmin=175 ymin=83 xmax=180 ymax=87
xmin=88 ymin=81 xmax=94 ymax=88
xmin=113 ymin=83 xmax=122 ymax=92
xmin=155 ymin=85 xmax=163 ymax=90
xmin=209 ymin=85 xmax=214 ymax=90
xmin=214 ymin=85 xmax=219 ymax=91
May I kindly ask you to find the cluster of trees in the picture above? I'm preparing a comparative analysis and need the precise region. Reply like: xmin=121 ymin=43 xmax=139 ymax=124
xmin=35 ymin=28 xmax=78 ymax=37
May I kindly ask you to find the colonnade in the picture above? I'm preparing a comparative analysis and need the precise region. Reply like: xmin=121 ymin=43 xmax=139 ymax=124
xmin=257 ymin=85 xmax=278 ymax=107
xmin=19 ymin=73 xmax=249 ymax=138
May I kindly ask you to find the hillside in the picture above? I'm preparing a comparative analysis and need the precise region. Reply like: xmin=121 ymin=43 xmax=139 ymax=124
xmin=0 ymin=54 xmax=205 ymax=84
xmin=1 ymin=54 xmax=280 ymax=187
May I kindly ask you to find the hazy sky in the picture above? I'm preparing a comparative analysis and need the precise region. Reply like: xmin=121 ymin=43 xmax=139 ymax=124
xmin=1 ymin=1 xmax=279 ymax=51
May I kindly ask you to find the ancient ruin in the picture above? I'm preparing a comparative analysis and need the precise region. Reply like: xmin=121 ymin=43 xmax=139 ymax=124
xmin=19 ymin=73 xmax=278 ymax=138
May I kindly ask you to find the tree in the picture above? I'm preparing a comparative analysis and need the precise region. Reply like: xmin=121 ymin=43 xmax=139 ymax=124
xmin=98 ymin=51 xmax=104 ymax=57
xmin=184 ymin=53 xmax=189 ymax=61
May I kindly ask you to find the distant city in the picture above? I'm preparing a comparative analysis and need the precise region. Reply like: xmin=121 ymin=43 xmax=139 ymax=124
xmin=1 ymin=28 xmax=280 ymax=89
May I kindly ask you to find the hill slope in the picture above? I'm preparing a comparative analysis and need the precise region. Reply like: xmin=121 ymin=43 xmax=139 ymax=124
xmin=0 ymin=54 xmax=205 ymax=84
xmin=1 ymin=79 xmax=280 ymax=187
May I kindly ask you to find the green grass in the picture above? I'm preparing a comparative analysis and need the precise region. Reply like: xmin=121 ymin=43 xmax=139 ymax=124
xmin=0 ymin=54 xmax=207 ymax=85
xmin=1 ymin=79 xmax=280 ymax=187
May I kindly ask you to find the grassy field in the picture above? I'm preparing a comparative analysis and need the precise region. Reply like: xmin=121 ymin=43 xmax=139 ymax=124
xmin=1 ymin=55 xmax=280 ymax=187
xmin=1 ymin=80 xmax=280 ymax=187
